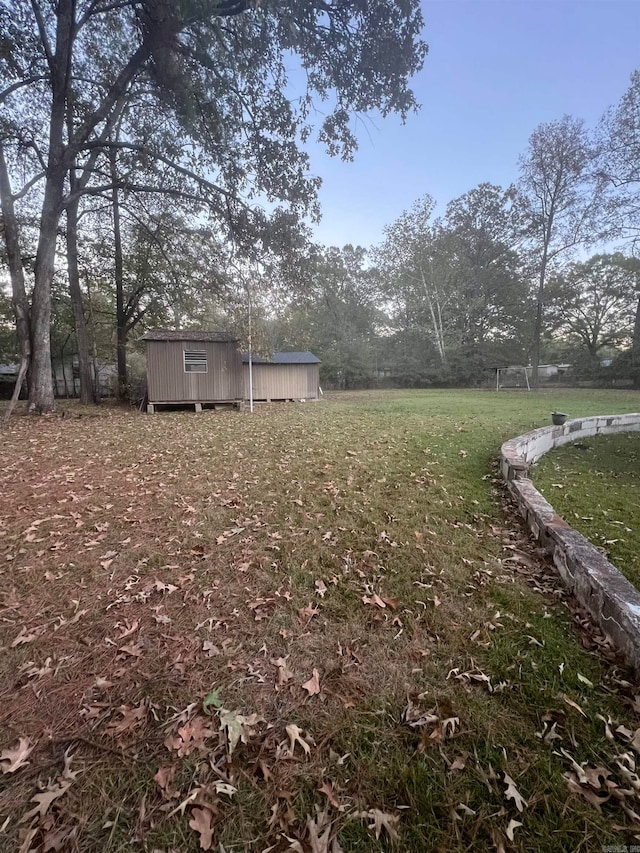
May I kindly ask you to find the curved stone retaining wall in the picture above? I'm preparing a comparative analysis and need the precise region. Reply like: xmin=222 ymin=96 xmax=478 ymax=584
xmin=500 ymin=413 xmax=640 ymax=671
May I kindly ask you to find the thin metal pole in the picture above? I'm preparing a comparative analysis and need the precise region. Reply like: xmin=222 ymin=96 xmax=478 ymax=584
xmin=246 ymin=281 xmax=254 ymax=413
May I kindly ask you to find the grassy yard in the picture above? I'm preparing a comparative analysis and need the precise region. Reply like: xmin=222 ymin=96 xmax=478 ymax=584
xmin=533 ymin=430 xmax=640 ymax=590
xmin=1 ymin=388 xmax=640 ymax=852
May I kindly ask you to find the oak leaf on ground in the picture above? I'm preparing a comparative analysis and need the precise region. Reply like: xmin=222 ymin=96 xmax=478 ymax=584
xmin=1 ymin=737 xmax=34 ymax=774
xmin=189 ymin=806 xmax=215 ymax=850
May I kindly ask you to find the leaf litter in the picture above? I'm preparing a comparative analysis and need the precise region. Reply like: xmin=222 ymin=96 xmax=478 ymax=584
xmin=2 ymin=393 xmax=640 ymax=849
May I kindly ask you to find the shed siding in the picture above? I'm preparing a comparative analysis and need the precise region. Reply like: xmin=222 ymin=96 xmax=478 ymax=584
xmin=147 ymin=340 xmax=242 ymax=402
xmin=243 ymin=363 xmax=319 ymax=400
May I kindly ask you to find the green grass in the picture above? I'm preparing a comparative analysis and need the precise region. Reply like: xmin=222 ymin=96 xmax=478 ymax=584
xmin=1 ymin=388 xmax=640 ymax=851
xmin=533 ymin=430 xmax=640 ymax=589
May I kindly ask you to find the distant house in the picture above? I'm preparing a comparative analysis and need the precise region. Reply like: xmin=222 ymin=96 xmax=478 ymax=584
xmin=0 ymin=359 xmax=116 ymax=399
xmin=51 ymin=356 xmax=117 ymax=398
xmin=142 ymin=329 xmax=243 ymax=412
xmin=243 ymin=351 xmax=321 ymax=402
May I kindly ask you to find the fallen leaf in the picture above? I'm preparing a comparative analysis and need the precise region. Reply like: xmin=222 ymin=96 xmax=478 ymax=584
xmin=271 ymin=657 xmax=294 ymax=690
xmin=189 ymin=806 xmax=215 ymax=850
xmin=114 ymin=619 xmax=139 ymax=640
xmin=286 ymin=723 xmax=311 ymax=757
xmin=106 ymin=703 xmax=147 ymax=737
xmin=356 ymin=808 xmax=400 ymax=840
xmin=562 ymin=694 xmax=587 ymax=718
xmin=20 ymin=781 xmax=72 ymax=823
xmin=564 ymin=772 xmax=611 ymax=810
xmin=167 ymin=716 xmax=215 ymax=757
xmin=11 ymin=627 xmax=43 ymax=647
xmin=302 ymin=669 xmax=321 ymax=696
xmin=219 ymin=710 xmax=260 ymax=754
xmin=299 ymin=603 xmax=319 ymax=625
xmin=450 ymin=752 xmax=469 ymax=771
xmin=319 ymin=780 xmax=340 ymax=809
xmin=506 ymin=818 xmax=523 ymax=841
xmin=503 ymin=773 xmax=527 ymax=812
xmin=154 ymin=765 xmax=176 ymax=798
xmin=202 ymin=688 xmax=223 ymax=714
xmin=202 ymin=641 xmax=220 ymax=658
xmin=315 ymin=580 xmax=328 ymax=598
xmin=1 ymin=738 xmax=34 ymax=774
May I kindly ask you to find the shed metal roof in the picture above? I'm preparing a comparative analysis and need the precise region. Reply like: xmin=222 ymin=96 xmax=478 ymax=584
xmin=272 ymin=351 xmax=320 ymax=364
xmin=141 ymin=329 xmax=238 ymax=342
xmin=242 ymin=351 xmax=321 ymax=364
xmin=242 ymin=352 xmax=322 ymax=364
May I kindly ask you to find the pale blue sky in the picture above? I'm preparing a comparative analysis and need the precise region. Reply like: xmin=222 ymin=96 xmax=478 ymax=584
xmin=306 ymin=0 xmax=640 ymax=250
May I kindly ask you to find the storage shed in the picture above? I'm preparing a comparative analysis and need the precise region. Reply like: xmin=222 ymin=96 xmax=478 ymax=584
xmin=243 ymin=351 xmax=321 ymax=402
xmin=142 ymin=330 xmax=243 ymax=412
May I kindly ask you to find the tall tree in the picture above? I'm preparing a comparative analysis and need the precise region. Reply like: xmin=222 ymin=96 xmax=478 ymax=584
xmin=375 ymin=195 xmax=451 ymax=366
xmin=441 ymin=183 xmax=528 ymax=377
xmin=546 ymin=253 xmax=637 ymax=367
xmin=0 ymin=0 xmax=427 ymax=412
xmin=598 ymin=70 xmax=640 ymax=249
xmin=276 ymin=244 xmax=383 ymax=388
xmin=517 ymin=115 xmax=598 ymax=387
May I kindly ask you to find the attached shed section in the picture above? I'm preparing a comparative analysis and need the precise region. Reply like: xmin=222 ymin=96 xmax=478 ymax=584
xmin=243 ymin=352 xmax=321 ymax=402
xmin=142 ymin=330 xmax=243 ymax=412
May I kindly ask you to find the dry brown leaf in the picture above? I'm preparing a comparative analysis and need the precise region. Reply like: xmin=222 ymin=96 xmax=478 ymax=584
xmin=11 ymin=627 xmax=44 ymax=647
xmin=154 ymin=765 xmax=176 ymax=798
xmin=167 ymin=716 xmax=216 ymax=757
xmin=106 ymin=703 xmax=147 ymax=737
xmin=1 ymin=737 xmax=34 ymax=774
xmin=305 ymin=806 xmax=342 ymax=853
xmin=20 ymin=781 xmax=72 ymax=824
xmin=506 ymin=818 xmax=523 ymax=841
xmin=450 ymin=751 xmax=469 ymax=771
xmin=286 ymin=723 xmax=312 ymax=757
xmin=299 ymin=603 xmax=319 ymax=625
xmin=319 ymin=780 xmax=340 ymax=809
xmin=562 ymin=694 xmax=587 ymax=718
xmin=362 ymin=594 xmax=386 ymax=608
xmin=271 ymin=656 xmax=294 ymax=689
xmin=564 ymin=772 xmax=611 ymax=810
xmin=315 ymin=580 xmax=328 ymax=598
xmin=302 ymin=669 xmax=321 ymax=696
xmin=115 ymin=619 xmax=139 ymax=639
xmin=503 ymin=773 xmax=527 ymax=812
xmin=41 ymin=822 xmax=77 ymax=851
xmin=189 ymin=806 xmax=215 ymax=850
xmin=356 ymin=808 xmax=400 ymax=840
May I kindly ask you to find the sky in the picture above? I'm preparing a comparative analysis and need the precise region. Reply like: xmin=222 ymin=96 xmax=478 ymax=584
xmin=304 ymin=0 xmax=640 ymax=250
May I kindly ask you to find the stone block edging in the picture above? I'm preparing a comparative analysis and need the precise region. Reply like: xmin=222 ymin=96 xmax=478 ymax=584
xmin=500 ymin=413 xmax=640 ymax=671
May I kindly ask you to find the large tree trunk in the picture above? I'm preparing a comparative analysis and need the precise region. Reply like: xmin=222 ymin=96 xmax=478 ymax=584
xmin=111 ymin=149 xmax=128 ymax=398
xmin=28 ymin=0 xmax=76 ymax=413
xmin=0 ymin=144 xmax=31 ymax=417
xmin=29 ymin=176 xmax=62 ymax=413
xmin=632 ymin=286 xmax=640 ymax=390
xmin=531 ymin=242 xmax=550 ymax=390
xmin=67 ymin=193 xmax=96 ymax=403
